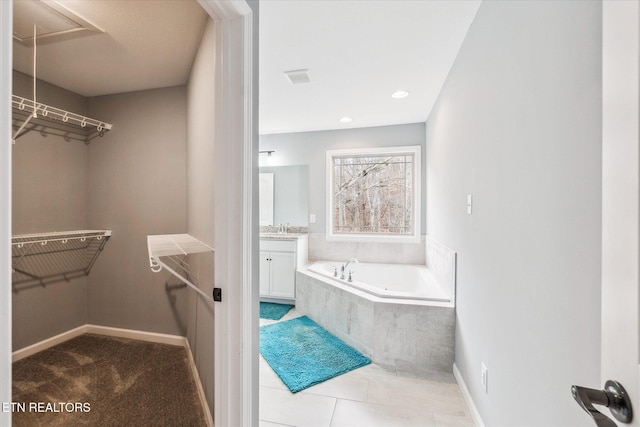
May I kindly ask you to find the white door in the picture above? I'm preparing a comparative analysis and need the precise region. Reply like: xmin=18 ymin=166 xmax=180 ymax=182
xmin=575 ymin=2 xmax=640 ymax=426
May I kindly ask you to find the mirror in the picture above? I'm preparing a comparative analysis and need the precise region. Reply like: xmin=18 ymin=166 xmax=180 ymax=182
xmin=259 ymin=173 xmax=274 ymax=226
xmin=259 ymin=165 xmax=309 ymax=227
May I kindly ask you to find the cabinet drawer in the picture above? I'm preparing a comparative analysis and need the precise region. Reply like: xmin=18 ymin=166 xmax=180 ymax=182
xmin=260 ymin=239 xmax=296 ymax=252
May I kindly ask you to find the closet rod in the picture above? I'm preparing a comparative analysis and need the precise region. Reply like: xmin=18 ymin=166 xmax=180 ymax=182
xmin=151 ymin=257 xmax=215 ymax=304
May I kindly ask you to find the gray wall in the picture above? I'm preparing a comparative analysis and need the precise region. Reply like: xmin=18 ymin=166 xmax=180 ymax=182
xmin=186 ymin=17 xmax=215 ymax=418
xmin=86 ymin=86 xmax=189 ymax=336
xmin=12 ymin=71 xmax=89 ymax=350
xmin=425 ymin=1 xmax=602 ymax=425
xmin=260 ymin=123 xmax=426 ymax=234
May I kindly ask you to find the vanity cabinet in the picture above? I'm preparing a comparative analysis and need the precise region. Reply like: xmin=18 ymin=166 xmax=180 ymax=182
xmin=259 ymin=236 xmax=308 ymax=300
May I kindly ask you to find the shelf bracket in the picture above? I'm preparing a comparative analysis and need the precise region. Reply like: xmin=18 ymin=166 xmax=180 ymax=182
xmin=12 ymin=112 xmax=35 ymax=144
xmin=147 ymin=234 xmax=216 ymax=304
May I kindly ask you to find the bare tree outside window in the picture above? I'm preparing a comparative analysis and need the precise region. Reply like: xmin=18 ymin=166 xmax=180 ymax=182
xmin=327 ymin=146 xmax=420 ymax=241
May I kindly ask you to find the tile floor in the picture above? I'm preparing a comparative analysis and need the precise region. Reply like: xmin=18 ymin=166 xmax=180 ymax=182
xmin=259 ymin=308 xmax=475 ymax=427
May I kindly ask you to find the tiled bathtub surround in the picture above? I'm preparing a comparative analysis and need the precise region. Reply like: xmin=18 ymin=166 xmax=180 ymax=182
xmin=426 ymin=237 xmax=457 ymax=306
xmin=308 ymin=233 xmax=426 ymax=265
xmin=297 ymin=236 xmax=457 ymax=377
xmin=296 ymin=271 xmax=455 ymax=379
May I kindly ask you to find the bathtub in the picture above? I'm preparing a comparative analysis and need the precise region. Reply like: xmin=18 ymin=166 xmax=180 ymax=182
xmin=296 ymin=238 xmax=457 ymax=376
xmin=306 ymin=261 xmax=450 ymax=303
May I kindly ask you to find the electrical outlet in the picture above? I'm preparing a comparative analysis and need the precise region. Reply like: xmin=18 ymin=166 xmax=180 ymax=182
xmin=309 ymin=214 xmax=316 ymax=224
xmin=481 ymin=363 xmax=488 ymax=393
xmin=467 ymin=194 xmax=473 ymax=214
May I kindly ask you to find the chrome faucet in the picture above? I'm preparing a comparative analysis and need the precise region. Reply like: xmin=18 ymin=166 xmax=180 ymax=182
xmin=277 ymin=223 xmax=290 ymax=234
xmin=340 ymin=258 xmax=359 ymax=280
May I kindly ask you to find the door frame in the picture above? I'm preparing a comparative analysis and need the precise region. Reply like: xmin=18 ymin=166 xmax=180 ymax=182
xmin=198 ymin=0 xmax=258 ymax=425
xmin=601 ymin=1 xmax=639 ymax=424
xmin=0 ymin=2 xmax=12 ymax=426
xmin=0 ymin=1 xmax=257 ymax=425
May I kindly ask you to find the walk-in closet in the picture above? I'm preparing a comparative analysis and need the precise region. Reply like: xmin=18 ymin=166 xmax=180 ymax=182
xmin=9 ymin=1 xmax=218 ymax=424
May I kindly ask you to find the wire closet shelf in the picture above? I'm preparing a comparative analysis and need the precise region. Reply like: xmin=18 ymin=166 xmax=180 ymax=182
xmin=12 ymin=95 xmax=113 ymax=144
xmin=147 ymin=234 xmax=215 ymax=304
xmin=12 ymin=230 xmax=112 ymax=288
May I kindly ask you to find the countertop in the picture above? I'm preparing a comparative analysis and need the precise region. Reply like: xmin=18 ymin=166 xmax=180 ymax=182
xmin=259 ymin=233 xmax=307 ymax=240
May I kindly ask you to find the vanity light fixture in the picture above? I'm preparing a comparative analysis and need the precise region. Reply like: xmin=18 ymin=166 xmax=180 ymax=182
xmin=339 ymin=117 xmax=353 ymax=123
xmin=391 ymin=90 xmax=410 ymax=99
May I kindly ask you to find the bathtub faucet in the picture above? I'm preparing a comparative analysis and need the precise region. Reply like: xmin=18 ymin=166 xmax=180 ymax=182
xmin=340 ymin=258 xmax=359 ymax=280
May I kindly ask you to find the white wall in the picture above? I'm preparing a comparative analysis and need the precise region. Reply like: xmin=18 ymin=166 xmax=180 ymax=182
xmin=426 ymin=1 xmax=601 ymax=425
xmin=186 ymin=17 xmax=216 ymax=418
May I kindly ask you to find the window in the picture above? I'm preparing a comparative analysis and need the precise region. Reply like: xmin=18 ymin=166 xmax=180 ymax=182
xmin=326 ymin=146 xmax=421 ymax=242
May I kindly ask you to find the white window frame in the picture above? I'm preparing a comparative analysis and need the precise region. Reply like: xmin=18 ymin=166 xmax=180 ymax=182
xmin=326 ymin=145 xmax=421 ymax=243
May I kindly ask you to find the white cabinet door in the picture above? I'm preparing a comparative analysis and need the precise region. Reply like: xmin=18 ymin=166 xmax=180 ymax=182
xmin=268 ymin=251 xmax=296 ymax=298
xmin=259 ymin=251 xmax=271 ymax=297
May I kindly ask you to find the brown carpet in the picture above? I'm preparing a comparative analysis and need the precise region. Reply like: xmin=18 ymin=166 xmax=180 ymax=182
xmin=12 ymin=334 xmax=209 ymax=427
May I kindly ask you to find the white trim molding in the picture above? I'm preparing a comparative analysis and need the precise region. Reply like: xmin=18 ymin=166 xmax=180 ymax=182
xmin=12 ymin=324 xmax=188 ymax=362
xmin=0 ymin=2 xmax=12 ymax=427
xmin=453 ymin=363 xmax=485 ymax=427
xmin=198 ymin=1 xmax=257 ymax=426
xmin=12 ymin=326 xmax=86 ymax=362
xmin=326 ymin=145 xmax=422 ymax=243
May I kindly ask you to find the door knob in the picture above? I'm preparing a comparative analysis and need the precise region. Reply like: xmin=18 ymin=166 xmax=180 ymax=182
xmin=571 ymin=380 xmax=632 ymax=426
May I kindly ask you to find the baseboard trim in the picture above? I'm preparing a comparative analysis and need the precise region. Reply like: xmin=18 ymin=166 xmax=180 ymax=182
xmin=12 ymin=325 xmax=87 ymax=362
xmin=184 ymin=338 xmax=214 ymax=427
xmin=12 ymin=325 xmax=213 ymax=427
xmin=84 ymin=324 xmax=186 ymax=347
xmin=453 ymin=363 xmax=485 ymax=427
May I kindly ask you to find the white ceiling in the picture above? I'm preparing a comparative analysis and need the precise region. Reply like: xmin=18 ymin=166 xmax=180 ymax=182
xmin=259 ymin=0 xmax=481 ymax=135
xmin=13 ymin=0 xmax=208 ymax=97
xmin=13 ymin=1 xmax=481 ymax=134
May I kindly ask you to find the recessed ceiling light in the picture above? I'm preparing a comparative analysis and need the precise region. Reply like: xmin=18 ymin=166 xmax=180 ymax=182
xmin=391 ymin=90 xmax=410 ymax=99
xmin=339 ymin=117 xmax=352 ymax=123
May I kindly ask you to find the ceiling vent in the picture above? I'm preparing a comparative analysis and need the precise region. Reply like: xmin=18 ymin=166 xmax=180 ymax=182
xmin=13 ymin=0 xmax=104 ymax=46
xmin=283 ymin=69 xmax=311 ymax=85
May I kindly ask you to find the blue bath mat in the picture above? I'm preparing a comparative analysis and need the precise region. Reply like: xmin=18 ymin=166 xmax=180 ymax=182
xmin=260 ymin=302 xmax=294 ymax=320
xmin=260 ymin=315 xmax=371 ymax=393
